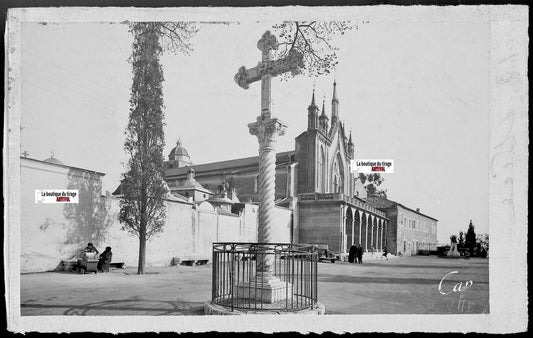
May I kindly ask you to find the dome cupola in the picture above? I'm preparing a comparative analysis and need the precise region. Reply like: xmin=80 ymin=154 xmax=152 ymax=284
xmin=168 ymin=139 xmax=192 ymax=168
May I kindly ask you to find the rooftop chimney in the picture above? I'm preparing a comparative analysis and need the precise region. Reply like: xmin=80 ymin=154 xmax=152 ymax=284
xmin=416 ymin=208 xmax=420 ymax=213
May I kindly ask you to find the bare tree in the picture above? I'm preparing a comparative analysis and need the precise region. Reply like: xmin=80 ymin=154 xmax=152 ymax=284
xmin=153 ymin=22 xmax=198 ymax=55
xmin=272 ymin=21 xmax=353 ymax=77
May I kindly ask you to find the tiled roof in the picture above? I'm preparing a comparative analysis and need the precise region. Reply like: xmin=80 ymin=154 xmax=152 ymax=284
xmin=173 ymin=178 xmax=213 ymax=194
xmin=165 ymin=150 xmax=295 ymax=177
xmin=363 ymin=196 xmax=438 ymax=221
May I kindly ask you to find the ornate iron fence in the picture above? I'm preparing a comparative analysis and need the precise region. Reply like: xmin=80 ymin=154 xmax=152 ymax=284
xmin=212 ymin=242 xmax=318 ymax=312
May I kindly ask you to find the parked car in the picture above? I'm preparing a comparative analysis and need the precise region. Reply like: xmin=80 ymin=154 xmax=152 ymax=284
xmin=312 ymin=244 xmax=338 ymax=263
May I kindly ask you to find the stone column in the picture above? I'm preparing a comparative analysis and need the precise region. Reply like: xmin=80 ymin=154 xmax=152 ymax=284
xmin=341 ymin=206 xmax=347 ymax=254
xmin=248 ymin=118 xmax=286 ymax=277
xmin=359 ymin=212 xmax=362 ymax=246
xmin=376 ymin=221 xmax=380 ymax=250
xmin=375 ymin=221 xmax=379 ymax=251
xmin=370 ymin=216 xmax=375 ymax=252
xmin=380 ymin=220 xmax=385 ymax=251
xmin=365 ymin=214 xmax=369 ymax=252
xmin=235 ymin=117 xmax=292 ymax=304
xmin=351 ymin=216 xmax=355 ymax=245
xmin=377 ymin=220 xmax=380 ymax=250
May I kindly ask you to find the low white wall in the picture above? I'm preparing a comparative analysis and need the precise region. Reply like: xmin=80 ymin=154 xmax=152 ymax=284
xmin=20 ymin=158 xmax=294 ymax=272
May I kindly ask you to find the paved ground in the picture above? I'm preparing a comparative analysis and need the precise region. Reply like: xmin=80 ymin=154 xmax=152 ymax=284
xmin=20 ymin=256 xmax=489 ymax=315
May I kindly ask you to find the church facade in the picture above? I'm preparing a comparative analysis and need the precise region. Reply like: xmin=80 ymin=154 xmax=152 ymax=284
xmin=164 ymin=82 xmax=421 ymax=256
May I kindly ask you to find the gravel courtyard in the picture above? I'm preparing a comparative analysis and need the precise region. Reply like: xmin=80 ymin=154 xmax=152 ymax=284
xmin=20 ymin=255 xmax=489 ymax=315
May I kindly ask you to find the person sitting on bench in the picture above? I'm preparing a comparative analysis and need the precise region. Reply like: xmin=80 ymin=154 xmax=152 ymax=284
xmin=97 ymin=246 xmax=113 ymax=272
xmin=84 ymin=243 xmax=99 ymax=254
xmin=78 ymin=243 xmax=99 ymax=273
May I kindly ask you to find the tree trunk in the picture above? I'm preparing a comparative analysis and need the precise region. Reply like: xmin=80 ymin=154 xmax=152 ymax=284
xmin=138 ymin=228 xmax=146 ymax=274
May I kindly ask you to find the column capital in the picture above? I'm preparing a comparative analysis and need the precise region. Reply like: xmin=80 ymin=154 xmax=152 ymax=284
xmin=248 ymin=117 xmax=287 ymax=149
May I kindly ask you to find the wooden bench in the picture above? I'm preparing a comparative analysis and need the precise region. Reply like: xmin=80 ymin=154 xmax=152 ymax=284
xmin=110 ymin=262 xmax=125 ymax=269
xmin=61 ymin=259 xmax=80 ymax=272
xmin=171 ymin=256 xmax=209 ymax=266
xmin=97 ymin=259 xmax=125 ymax=272
xmin=61 ymin=258 xmax=125 ymax=273
xmin=60 ymin=259 xmax=96 ymax=273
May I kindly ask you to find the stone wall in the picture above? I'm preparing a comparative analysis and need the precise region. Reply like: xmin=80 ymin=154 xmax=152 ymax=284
xmin=20 ymin=158 xmax=294 ymax=273
xmin=20 ymin=158 xmax=111 ymax=273
xmin=297 ymin=202 xmax=341 ymax=252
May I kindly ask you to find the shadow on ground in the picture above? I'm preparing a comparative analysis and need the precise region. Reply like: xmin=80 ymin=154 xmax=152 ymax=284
xmin=318 ymin=274 xmax=489 ymax=285
xmin=344 ymin=262 xmax=488 ymax=270
xmin=21 ymin=298 xmax=205 ymax=316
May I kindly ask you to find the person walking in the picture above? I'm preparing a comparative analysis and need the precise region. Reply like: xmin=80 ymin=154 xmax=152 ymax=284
xmin=357 ymin=244 xmax=363 ymax=264
xmin=382 ymin=246 xmax=388 ymax=261
xmin=348 ymin=244 xmax=357 ymax=263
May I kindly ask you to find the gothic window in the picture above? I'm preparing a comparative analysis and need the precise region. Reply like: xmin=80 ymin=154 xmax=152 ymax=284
xmin=318 ymin=146 xmax=326 ymax=193
xmin=332 ymin=153 xmax=344 ymax=194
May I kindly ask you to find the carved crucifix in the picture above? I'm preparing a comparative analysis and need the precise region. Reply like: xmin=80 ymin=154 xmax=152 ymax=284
xmin=232 ymin=32 xmax=305 ymax=303
xmin=234 ymin=30 xmax=303 ymax=120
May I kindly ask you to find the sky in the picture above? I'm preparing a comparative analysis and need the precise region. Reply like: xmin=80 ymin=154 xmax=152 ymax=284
xmin=20 ymin=11 xmax=490 ymax=243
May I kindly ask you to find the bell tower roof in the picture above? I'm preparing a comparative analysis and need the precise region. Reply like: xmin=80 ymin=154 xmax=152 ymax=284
xmin=307 ymin=88 xmax=319 ymax=131
xmin=309 ymin=88 xmax=317 ymax=107
xmin=331 ymin=81 xmax=340 ymax=126
xmin=332 ymin=80 xmax=338 ymax=102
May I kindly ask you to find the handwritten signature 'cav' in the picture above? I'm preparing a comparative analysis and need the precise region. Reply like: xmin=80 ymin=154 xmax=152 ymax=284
xmin=438 ymin=271 xmax=474 ymax=295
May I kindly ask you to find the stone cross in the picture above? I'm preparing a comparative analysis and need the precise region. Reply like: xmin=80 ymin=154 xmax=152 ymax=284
xmin=234 ymin=31 xmax=303 ymax=248
xmin=233 ymin=31 xmax=303 ymax=302
xmin=22 ymin=150 xmax=29 ymax=157
xmin=234 ymin=30 xmax=303 ymax=120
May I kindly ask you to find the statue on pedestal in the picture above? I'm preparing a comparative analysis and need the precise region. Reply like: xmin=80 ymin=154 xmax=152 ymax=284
xmin=447 ymin=235 xmax=461 ymax=257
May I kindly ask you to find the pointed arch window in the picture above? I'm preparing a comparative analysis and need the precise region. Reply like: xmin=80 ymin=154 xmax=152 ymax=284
xmin=332 ymin=153 xmax=344 ymax=194
xmin=318 ymin=146 xmax=326 ymax=193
